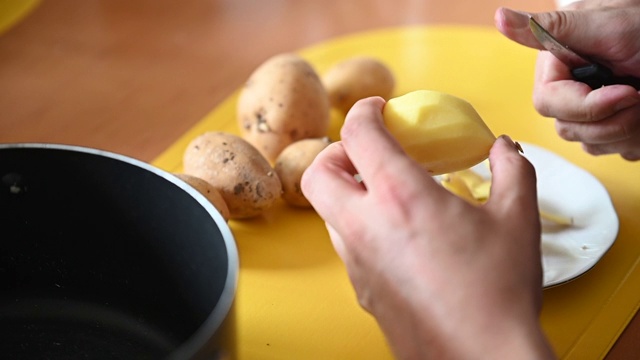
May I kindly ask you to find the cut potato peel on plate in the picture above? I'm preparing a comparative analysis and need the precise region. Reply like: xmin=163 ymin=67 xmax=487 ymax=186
xmin=440 ymin=165 xmax=574 ymax=226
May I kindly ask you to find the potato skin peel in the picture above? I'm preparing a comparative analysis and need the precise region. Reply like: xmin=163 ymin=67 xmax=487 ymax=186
xmin=183 ymin=132 xmax=282 ymax=219
xmin=237 ymin=53 xmax=330 ymax=163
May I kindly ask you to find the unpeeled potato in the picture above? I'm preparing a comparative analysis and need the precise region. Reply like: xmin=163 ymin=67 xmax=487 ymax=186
xmin=183 ymin=132 xmax=282 ymax=219
xmin=174 ymin=173 xmax=231 ymax=222
xmin=274 ymin=137 xmax=331 ymax=207
xmin=237 ymin=53 xmax=330 ymax=163
xmin=383 ymin=90 xmax=496 ymax=175
xmin=322 ymin=56 xmax=395 ymax=114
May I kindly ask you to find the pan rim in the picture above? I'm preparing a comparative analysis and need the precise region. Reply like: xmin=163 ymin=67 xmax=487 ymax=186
xmin=0 ymin=142 xmax=239 ymax=359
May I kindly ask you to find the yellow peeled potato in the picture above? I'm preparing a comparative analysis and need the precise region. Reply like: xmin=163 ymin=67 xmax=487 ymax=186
xmin=274 ymin=137 xmax=331 ymax=207
xmin=383 ymin=90 xmax=496 ymax=175
xmin=322 ymin=56 xmax=395 ymax=114
xmin=183 ymin=132 xmax=282 ymax=219
xmin=237 ymin=53 xmax=330 ymax=163
xmin=174 ymin=173 xmax=231 ymax=222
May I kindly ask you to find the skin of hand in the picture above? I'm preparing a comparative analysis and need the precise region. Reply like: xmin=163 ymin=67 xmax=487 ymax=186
xmin=301 ymin=97 xmax=555 ymax=359
xmin=494 ymin=2 xmax=640 ymax=160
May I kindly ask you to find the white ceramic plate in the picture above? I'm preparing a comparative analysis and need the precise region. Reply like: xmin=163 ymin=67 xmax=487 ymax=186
xmin=469 ymin=142 xmax=619 ymax=288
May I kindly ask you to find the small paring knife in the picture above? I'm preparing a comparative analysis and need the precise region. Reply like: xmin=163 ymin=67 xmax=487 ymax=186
xmin=528 ymin=16 xmax=640 ymax=90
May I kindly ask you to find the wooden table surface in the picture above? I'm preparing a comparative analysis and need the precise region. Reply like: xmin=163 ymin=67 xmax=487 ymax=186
xmin=1 ymin=1 xmax=638 ymax=358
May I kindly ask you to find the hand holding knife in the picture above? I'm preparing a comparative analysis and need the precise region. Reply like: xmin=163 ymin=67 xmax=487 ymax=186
xmin=528 ymin=16 xmax=640 ymax=90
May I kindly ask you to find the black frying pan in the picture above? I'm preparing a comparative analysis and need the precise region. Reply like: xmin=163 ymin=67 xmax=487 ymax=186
xmin=0 ymin=143 xmax=238 ymax=359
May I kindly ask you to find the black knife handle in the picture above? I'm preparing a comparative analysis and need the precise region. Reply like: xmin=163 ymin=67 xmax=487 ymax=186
xmin=572 ymin=63 xmax=640 ymax=90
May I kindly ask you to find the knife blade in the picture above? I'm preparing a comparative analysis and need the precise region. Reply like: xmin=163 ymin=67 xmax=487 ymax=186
xmin=528 ymin=16 xmax=640 ymax=90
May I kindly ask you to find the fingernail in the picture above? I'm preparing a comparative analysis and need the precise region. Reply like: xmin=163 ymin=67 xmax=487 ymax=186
xmin=515 ymin=141 xmax=524 ymax=154
xmin=499 ymin=7 xmax=532 ymax=29
xmin=614 ymin=96 xmax=640 ymax=112
xmin=499 ymin=135 xmax=524 ymax=153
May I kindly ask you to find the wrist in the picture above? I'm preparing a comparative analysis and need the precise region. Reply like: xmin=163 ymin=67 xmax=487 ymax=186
xmin=377 ymin=304 xmax=555 ymax=359
xmin=483 ymin=316 xmax=556 ymax=360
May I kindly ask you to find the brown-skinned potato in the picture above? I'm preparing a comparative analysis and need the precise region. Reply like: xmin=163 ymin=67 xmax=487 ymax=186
xmin=322 ymin=56 xmax=395 ymax=114
xmin=274 ymin=137 xmax=331 ymax=207
xmin=237 ymin=53 xmax=330 ymax=163
xmin=174 ymin=173 xmax=231 ymax=222
xmin=183 ymin=132 xmax=282 ymax=219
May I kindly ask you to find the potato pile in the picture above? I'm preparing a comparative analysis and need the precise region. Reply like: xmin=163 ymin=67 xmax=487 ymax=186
xmin=178 ymin=53 xmax=396 ymax=220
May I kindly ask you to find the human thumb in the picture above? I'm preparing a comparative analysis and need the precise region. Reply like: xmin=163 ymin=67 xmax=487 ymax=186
xmin=495 ymin=7 xmax=598 ymax=52
xmin=528 ymin=9 xmax=609 ymax=54
xmin=485 ymin=136 xmax=539 ymax=220
xmin=495 ymin=7 xmax=542 ymax=50
xmin=497 ymin=7 xmax=635 ymax=58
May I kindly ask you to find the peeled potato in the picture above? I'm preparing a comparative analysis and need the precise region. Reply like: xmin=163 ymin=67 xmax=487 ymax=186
xmin=322 ymin=56 xmax=395 ymax=114
xmin=274 ymin=137 xmax=331 ymax=207
xmin=383 ymin=90 xmax=496 ymax=175
xmin=174 ymin=173 xmax=231 ymax=222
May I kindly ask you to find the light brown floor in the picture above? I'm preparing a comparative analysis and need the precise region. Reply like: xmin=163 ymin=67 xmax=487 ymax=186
xmin=1 ymin=1 xmax=638 ymax=358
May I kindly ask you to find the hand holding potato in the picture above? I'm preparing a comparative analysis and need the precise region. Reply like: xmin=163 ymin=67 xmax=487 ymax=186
xmin=301 ymin=97 xmax=554 ymax=359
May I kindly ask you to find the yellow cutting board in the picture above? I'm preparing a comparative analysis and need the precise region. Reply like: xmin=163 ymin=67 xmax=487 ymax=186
xmin=0 ymin=0 xmax=40 ymax=35
xmin=153 ymin=26 xmax=640 ymax=359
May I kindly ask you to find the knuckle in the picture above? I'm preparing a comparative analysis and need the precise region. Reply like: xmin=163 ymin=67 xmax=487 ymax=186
xmin=555 ymin=120 xmax=578 ymax=141
xmin=339 ymin=115 xmax=359 ymax=140
xmin=616 ymin=121 xmax=632 ymax=140
xmin=622 ymin=115 xmax=640 ymax=137
xmin=541 ymin=11 xmax=578 ymax=40
xmin=373 ymin=179 xmax=412 ymax=209
xmin=532 ymin=93 xmax=553 ymax=118
xmin=583 ymin=106 xmax=601 ymax=122
xmin=621 ymin=152 xmax=640 ymax=161
xmin=582 ymin=143 xmax=607 ymax=156
xmin=356 ymin=289 xmax=374 ymax=312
